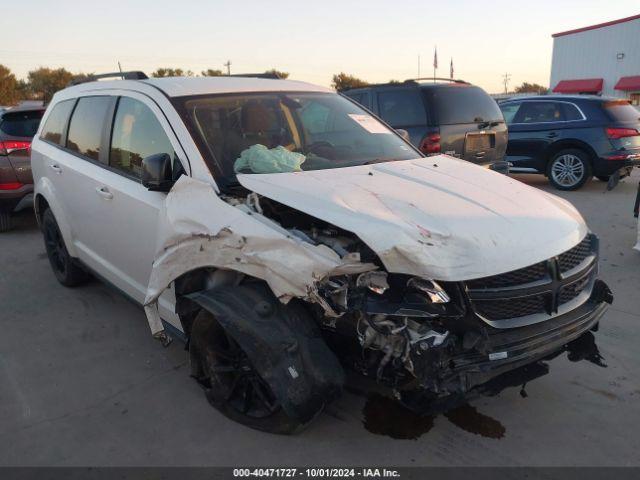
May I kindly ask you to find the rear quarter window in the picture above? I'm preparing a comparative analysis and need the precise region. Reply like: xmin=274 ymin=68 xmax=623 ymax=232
xmin=377 ymin=89 xmax=427 ymax=126
xmin=426 ymin=85 xmax=503 ymax=125
xmin=40 ymin=100 xmax=75 ymax=145
xmin=499 ymin=103 xmax=520 ymax=124
xmin=0 ymin=110 xmax=44 ymax=138
xmin=602 ymin=100 xmax=640 ymax=122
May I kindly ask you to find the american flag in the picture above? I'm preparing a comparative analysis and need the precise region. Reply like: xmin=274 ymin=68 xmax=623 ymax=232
xmin=433 ymin=47 xmax=438 ymax=69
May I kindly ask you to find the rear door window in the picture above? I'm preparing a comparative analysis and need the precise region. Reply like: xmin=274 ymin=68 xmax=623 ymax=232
xmin=0 ymin=110 xmax=44 ymax=138
xmin=41 ymin=100 xmax=75 ymax=145
xmin=66 ymin=96 xmax=112 ymax=162
xmin=109 ymin=97 xmax=175 ymax=179
xmin=377 ymin=89 xmax=427 ymax=127
xmin=426 ymin=86 xmax=502 ymax=124
xmin=513 ymin=102 xmax=563 ymax=124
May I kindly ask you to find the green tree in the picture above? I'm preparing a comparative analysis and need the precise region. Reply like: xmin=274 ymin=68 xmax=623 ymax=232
xmin=264 ymin=68 xmax=289 ymax=79
xmin=0 ymin=64 xmax=19 ymax=105
xmin=27 ymin=67 xmax=74 ymax=104
xmin=201 ymin=69 xmax=224 ymax=76
xmin=152 ymin=68 xmax=194 ymax=78
xmin=331 ymin=72 xmax=369 ymax=92
xmin=514 ymin=82 xmax=548 ymax=95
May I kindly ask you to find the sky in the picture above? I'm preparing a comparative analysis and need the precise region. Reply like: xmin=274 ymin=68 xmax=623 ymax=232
xmin=1 ymin=0 xmax=638 ymax=93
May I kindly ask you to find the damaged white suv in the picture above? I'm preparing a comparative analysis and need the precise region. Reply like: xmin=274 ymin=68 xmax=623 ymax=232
xmin=32 ymin=72 xmax=613 ymax=433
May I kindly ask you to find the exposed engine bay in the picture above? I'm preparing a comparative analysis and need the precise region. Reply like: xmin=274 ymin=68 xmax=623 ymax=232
xmin=245 ymin=194 xmax=463 ymax=391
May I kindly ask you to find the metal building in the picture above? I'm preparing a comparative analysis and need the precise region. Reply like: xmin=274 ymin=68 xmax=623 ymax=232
xmin=550 ymin=14 xmax=640 ymax=104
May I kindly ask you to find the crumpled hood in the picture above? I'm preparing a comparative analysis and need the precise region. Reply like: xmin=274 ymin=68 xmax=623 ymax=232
xmin=237 ymin=156 xmax=588 ymax=281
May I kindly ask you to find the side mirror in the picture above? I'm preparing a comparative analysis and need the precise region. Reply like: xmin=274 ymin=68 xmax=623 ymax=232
xmin=141 ymin=153 xmax=173 ymax=192
xmin=396 ymin=129 xmax=410 ymax=142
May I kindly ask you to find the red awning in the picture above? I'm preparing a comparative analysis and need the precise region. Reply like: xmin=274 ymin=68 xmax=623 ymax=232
xmin=615 ymin=76 xmax=640 ymax=91
xmin=553 ymin=78 xmax=603 ymax=94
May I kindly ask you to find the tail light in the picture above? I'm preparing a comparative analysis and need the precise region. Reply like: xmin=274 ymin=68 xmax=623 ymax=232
xmin=605 ymin=127 xmax=639 ymax=139
xmin=419 ymin=132 xmax=441 ymax=154
xmin=0 ymin=140 xmax=31 ymax=155
xmin=0 ymin=182 xmax=24 ymax=190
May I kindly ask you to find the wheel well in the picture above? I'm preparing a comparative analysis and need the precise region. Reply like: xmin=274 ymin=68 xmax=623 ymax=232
xmin=34 ymin=194 xmax=50 ymax=226
xmin=174 ymin=267 xmax=246 ymax=337
xmin=544 ymin=140 xmax=597 ymax=170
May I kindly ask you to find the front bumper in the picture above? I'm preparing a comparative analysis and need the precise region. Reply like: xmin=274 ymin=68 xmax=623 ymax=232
xmin=440 ymin=280 xmax=611 ymax=393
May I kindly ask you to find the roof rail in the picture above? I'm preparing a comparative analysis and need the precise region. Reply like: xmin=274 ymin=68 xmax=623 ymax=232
xmin=343 ymin=77 xmax=471 ymax=91
xmin=69 ymin=71 xmax=148 ymax=86
xmin=408 ymin=77 xmax=470 ymax=84
xmin=228 ymin=73 xmax=281 ymax=79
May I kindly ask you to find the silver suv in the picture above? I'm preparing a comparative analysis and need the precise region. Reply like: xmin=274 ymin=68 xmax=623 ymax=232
xmin=32 ymin=72 xmax=613 ymax=433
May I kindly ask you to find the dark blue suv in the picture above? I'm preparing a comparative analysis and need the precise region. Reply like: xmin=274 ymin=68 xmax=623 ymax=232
xmin=499 ymin=95 xmax=640 ymax=190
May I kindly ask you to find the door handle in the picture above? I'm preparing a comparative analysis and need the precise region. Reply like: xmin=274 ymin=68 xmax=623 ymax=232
xmin=95 ymin=186 xmax=114 ymax=200
xmin=547 ymin=132 xmax=558 ymax=138
xmin=49 ymin=164 xmax=62 ymax=174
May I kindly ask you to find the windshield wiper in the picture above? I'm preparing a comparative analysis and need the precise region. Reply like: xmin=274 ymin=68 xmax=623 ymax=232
xmin=362 ymin=158 xmax=397 ymax=165
xmin=478 ymin=119 xmax=504 ymax=129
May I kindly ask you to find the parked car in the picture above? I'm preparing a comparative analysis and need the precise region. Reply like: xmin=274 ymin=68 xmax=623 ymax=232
xmin=343 ymin=79 xmax=508 ymax=169
xmin=32 ymin=72 xmax=612 ymax=433
xmin=0 ymin=106 xmax=45 ymax=231
xmin=499 ymin=95 xmax=640 ymax=190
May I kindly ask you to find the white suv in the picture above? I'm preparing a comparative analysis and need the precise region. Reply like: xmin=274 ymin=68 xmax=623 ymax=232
xmin=32 ymin=72 xmax=613 ymax=433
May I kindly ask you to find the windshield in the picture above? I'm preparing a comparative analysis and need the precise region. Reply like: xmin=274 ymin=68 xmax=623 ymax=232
xmin=174 ymin=92 xmax=418 ymax=184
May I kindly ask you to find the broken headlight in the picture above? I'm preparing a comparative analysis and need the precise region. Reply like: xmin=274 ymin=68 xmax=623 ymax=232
xmin=406 ymin=278 xmax=450 ymax=304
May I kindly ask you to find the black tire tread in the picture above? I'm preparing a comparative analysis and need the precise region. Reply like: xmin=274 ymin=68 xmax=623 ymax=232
xmin=190 ymin=309 xmax=308 ymax=435
xmin=42 ymin=208 xmax=89 ymax=287
xmin=0 ymin=212 xmax=11 ymax=232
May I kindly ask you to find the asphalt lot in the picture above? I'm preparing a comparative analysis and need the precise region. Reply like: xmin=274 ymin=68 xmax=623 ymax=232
xmin=1 ymin=171 xmax=639 ymax=467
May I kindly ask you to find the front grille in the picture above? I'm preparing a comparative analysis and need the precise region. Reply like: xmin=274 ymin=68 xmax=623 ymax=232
xmin=559 ymin=274 xmax=591 ymax=304
xmin=465 ymin=234 xmax=597 ymax=325
xmin=474 ymin=295 xmax=547 ymax=321
xmin=558 ymin=236 xmax=592 ymax=273
xmin=466 ymin=262 xmax=547 ymax=289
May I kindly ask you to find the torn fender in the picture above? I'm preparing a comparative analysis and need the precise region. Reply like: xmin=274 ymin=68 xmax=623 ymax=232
xmin=143 ymin=176 xmax=375 ymax=336
xmin=188 ymin=284 xmax=345 ymax=423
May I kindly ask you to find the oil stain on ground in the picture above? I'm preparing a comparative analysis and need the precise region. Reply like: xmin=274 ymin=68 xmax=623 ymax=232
xmin=443 ymin=404 xmax=506 ymax=439
xmin=362 ymin=393 xmax=435 ymax=439
xmin=363 ymin=394 xmax=505 ymax=440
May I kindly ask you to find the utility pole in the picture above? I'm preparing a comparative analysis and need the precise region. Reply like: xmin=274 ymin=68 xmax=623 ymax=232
xmin=502 ymin=72 xmax=511 ymax=94
xmin=224 ymin=60 xmax=232 ymax=76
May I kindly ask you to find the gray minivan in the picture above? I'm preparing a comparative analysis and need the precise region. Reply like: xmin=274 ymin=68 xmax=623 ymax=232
xmin=344 ymin=79 xmax=508 ymax=168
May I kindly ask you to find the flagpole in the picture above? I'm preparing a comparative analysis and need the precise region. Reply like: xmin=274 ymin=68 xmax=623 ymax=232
xmin=433 ymin=46 xmax=437 ymax=83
